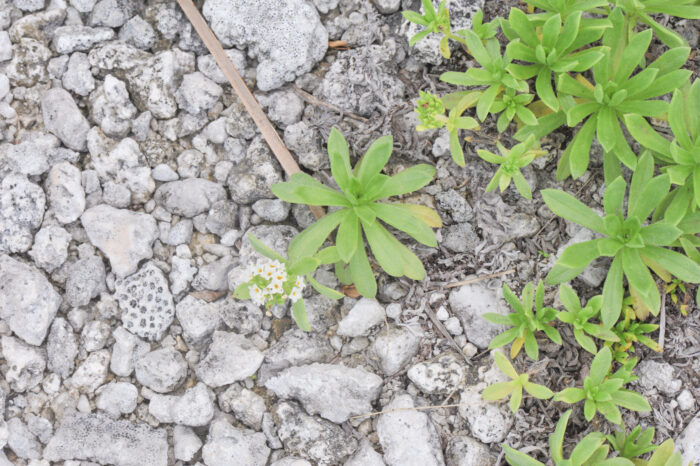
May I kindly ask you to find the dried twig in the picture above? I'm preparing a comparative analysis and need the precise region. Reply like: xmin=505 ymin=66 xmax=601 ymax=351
xmin=176 ymin=0 xmax=324 ymax=219
xmin=350 ymin=402 xmax=467 ymax=420
xmin=424 ymin=301 xmax=472 ymax=366
xmin=292 ymin=85 xmax=369 ymax=123
xmin=445 ymin=268 xmax=516 ymax=289
xmin=659 ymin=287 xmax=666 ymax=350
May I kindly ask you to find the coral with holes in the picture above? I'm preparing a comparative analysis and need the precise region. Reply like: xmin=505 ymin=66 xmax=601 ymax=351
xmin=114 ymin=262 xmax=175 ymax=341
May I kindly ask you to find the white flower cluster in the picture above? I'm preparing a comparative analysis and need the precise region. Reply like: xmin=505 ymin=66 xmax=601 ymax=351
xmin=245 ymin=260 xmax=304 ymax=306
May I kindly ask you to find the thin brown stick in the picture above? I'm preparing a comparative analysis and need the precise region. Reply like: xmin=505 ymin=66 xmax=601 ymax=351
xmin=424 ymin=302 xmax=472 ymax=366
xmin=292 ymin=85 xmax=369 ymax=123
xmin=176 ymin=0 xmax=324 ymax=220
xmin=445 ymin=269 xmax=516 ymax=289
xmin=349 ymin=402 xmax=467 ymax=420
xmin=658 ymin=286 xmax=666 ymax=351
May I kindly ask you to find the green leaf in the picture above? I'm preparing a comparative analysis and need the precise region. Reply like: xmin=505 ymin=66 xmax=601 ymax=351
xmin=502 ymin=445 xmax=544 ymax=466
xmin=292 ymin=299 xmax=311 ymax=331
xmin=523 ymin=381 xmax=554 ymax=399
xmin=314 ymin=246 xmax=340 ymax=265
xmin=335 ymin=211 xmax=360 ymax=263
xmin=327 ymin=127 xmax=353 ymax=194
xmin=482 ymin=381 xmax=516 ymax=400
xmin=546 ymin=240 xmax=601 ymax=284
xmin=615 ymin=29 xmax=652 ymax=85
xmin=623 ymin=114 xmax=673 ymax=160
xmin=307 ymin=275 xmax=343 ymax=300
xmin=271 ymin=173 xmax=351 ymax=207
xmin=494 ymin=351 xmax=519 ymax=379
xmin=523 ymin=330 xmax=539 ymax=360
xmin=550 ymin=409 xmax=572 ymax=463
xmin=508 ymin=8 xmax=539 ymax=48
xmin=622 ymin=248 xmax=659 ymax=312
xmin=535 ymin=68 xmax=558 ymax=111
xmin=488 ymin=327 xmax=521 ymax=349
xmin=463 ymin=28 xmax=493 ymax=68
xmin=409 ymin=29 xmax=431 ymax=46
xmin=370 ymin=164 xmax=436 ymax=200
xmin=639 ymin=224 xmax=681 ymax=246
xmin=287 ymin=256 xmax=320 ymax=276
xmin=541 ymin=189 xmax=606 ymax=234
xmin=349 ymin=232 xmax=376 ymax=298
xmin=602 ymin=254 xmax=624 ymax=328
xmin=289 ymin=210 xmax=346 ymax=261
xmin=641 ymin=245 xmax=700 ymax=283
xmin=611 ymin=389 xmax=651 ymax=412
xmin=356 ymin=135 xmax=393 ymax=187
xmin=477 ymin=84 xmax=502 ymax=121
xmin=604 ymin=176 xmax=626 ymax=217
xmin=554 ymin=387 xmax=586 ymax=403
xmin=402 ymin=10 xmax=429 ymax=26
xmin=571 ymin=434 xmax=605 ymax=464
xmin=574 ymin=328 xmax=598 ymax=354
xmin=233 ymin=282 xmax=251 ymax=300
xmin=597 ymin=106 xmax=618 ymax=153
xmin=589 ymin=346 xmax=612 ymax=385
xmin=449 ymin=130 xmax=465 ymax=166
xmin=509 ymin=385 xmax=523 ymax=412
xmin=569 ymin=115 xmax=598 ymax=178
xmin=371 ymin=203 xmax=437 ymax=247
xmin=248 ymin=234 xmax=287 ymax=262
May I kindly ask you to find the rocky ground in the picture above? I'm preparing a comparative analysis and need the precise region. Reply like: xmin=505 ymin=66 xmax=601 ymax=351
xmin=0 ymin=0 xmax=698 ymax=465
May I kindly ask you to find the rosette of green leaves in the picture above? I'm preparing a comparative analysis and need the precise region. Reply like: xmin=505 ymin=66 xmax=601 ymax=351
xmin=502 ymin=409 xmax=635 ymax=466
xmin=607 ymin=425 xmax=657 ymax=461
xmin=271 ymin=128 xmax=441 ymax=299
xmin=402 ymin=0 xmax=451 ymax=47
xmin=557 ymin=285 xmax=620 ymax=354
xmin=553 ymin=346 xmax=651 ymax=424
xmin=482 ymin=352 xmax=554 ymax=412
xmin=626 ymin=80 xmax=700 ymax=212
xmin=233 ymin=235 xmax=344 ymax=331
xmin=490 ymin=88 xmax=538 ymax=132
xmin=440 ymin=30 xmax=528 ymax=122
xmin=607 ymin=306 xmax=661 ymax=363
xmin=414 ymin=91 xmax=480 ymax=166
xmin=503 ymin=10 xmax=608 ymax=112
xmin=556 ymin=8 xmax=691 ymax=180
xmin=478 ymin=135 xmax=543 ymax=199
xmin=484 ymin=281 xmax=561 ymax=360
xmin=542 ymin=152 xmax=700 ymax=328
xmin=612 ymin=0 xmax=700 ymax=48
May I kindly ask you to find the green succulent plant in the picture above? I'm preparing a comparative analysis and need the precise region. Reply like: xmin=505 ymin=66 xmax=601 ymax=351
xmin=469 ymin=8 xmax=500 ymax=41
xmin=402 ymin=0 xmax=452 ymax=48
xmin=626 ymin=79 xmax=700 ymax=212
xmin=233 ymin=235 xmax=343 ymax=331
xmin=553 ymin=346 xmax=651 ymax=424
xmin=484 ymin=280 xmax=561 ymax=359
xmin=555 ymin=8 xmax=691 ymax=180
xmin=503 ymin=9 xmax=609 ymax=112
xmin=606 ymin=302 xmax=661 ymax=363
xmin=542 ymin=152 xmax=700 ymax=328
xmin=478 ymin=135 xmax=544 ymax=199
xmin=271 ymin=128 xmax=441 ymax=299
xmin=607 ymin=424 xmax=657 ymax=460
xmin=481 ymin=351 xmax=554 ymax=413
xmin=414 ymin=91 xmax=480 ymax=166
xmin=557 ymin=285 xmax=620 ymax=354
xmin=502 ymin=409 xmax=634 ymax=466
xmin=440 ymin=29 xmax=528 ymax=122
xmin=634 ymin=439 xmax=691 ymax=466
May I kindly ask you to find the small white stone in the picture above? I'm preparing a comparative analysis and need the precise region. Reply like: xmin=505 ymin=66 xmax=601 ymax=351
xmin=677 ymin=389 xmax=695 ymax=411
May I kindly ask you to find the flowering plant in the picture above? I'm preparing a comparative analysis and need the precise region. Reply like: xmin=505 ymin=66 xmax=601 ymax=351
xmin=234 ymin=235 xmax=343 ymax=331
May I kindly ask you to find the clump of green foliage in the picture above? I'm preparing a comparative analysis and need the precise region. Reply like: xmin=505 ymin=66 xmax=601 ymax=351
xmin=484 ymin=281 xmax=561 ymax=359
xmin=557 ymin=285 xmax=619 ymax=354
xmin=553 ymin=346 xmax=650 ymax=424
xmin=482 ymin=351 xmax=554 ymax=412
xmin=271 ymin=128 xmax=441 ymax=298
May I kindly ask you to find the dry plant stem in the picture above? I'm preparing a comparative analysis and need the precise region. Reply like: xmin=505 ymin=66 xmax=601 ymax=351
xmin=292 ymin=85 xmax=369 ymax=123
xmin=659 ymin=287 xmax=666 ymax=350
xmin=445 ymin=268 xmax=516 ymax=289
xmin=424 ymin=301 xmax=473 ymax=365
xmin=350 ymin=402 xmax=467 ymax=420
xmin=176 ymin=0 xmax=324 ymax=220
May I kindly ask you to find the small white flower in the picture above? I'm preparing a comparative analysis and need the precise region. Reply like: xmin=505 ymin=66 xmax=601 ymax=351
xmin=289 ymin=288 xmax=301 ymax=302
xmin=250 ymin=285 xmax=265 ymax=306
xmin=294 ymin=277 xmax=304 ymax=288
xmin=266 ymin=280 xmax=284 ymax=295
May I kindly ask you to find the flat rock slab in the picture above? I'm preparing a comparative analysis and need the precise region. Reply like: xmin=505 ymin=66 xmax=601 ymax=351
xmin=44 ymin=413 xmax=168 ymax=466
xmin=265 ymin=363 xmax=383 ymax=423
